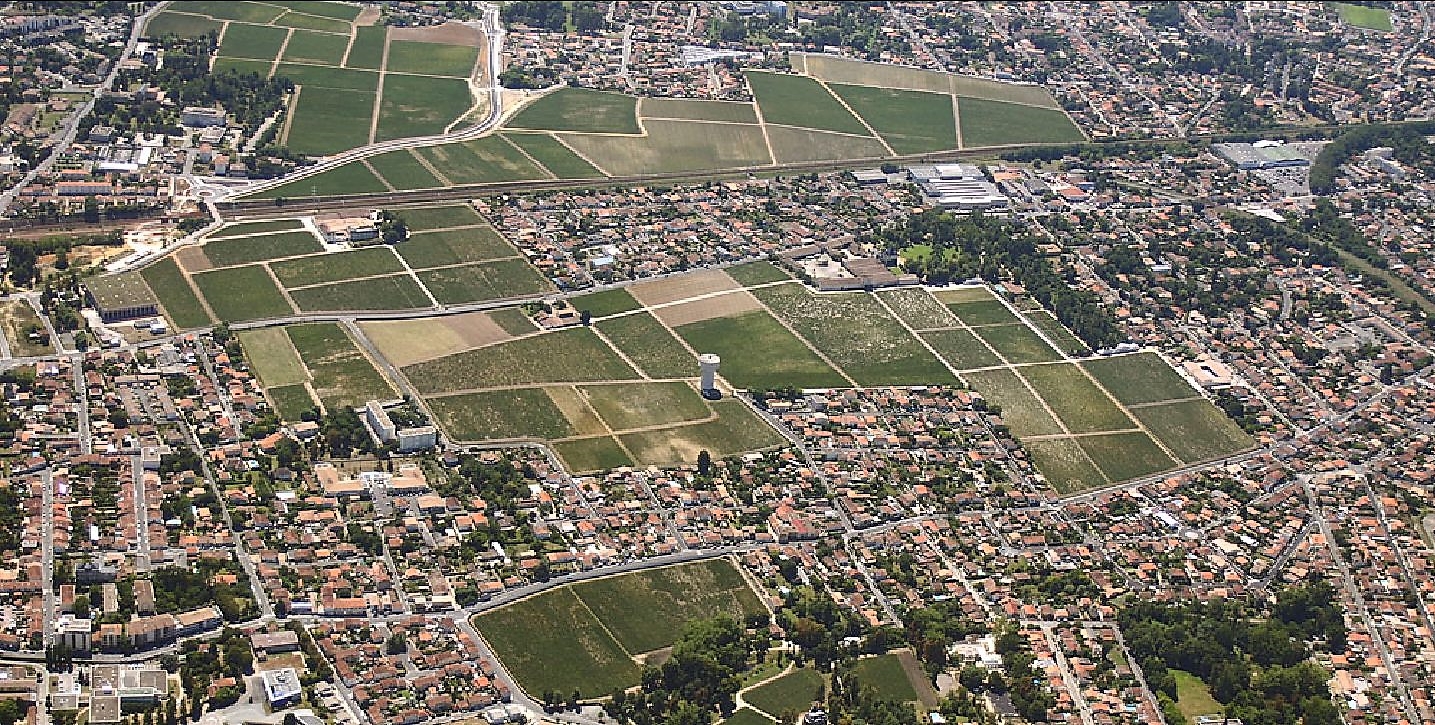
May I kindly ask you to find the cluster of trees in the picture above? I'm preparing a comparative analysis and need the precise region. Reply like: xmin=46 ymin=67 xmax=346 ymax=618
xmin=879 ymin=211 xmax=1123 ymax=349
xmin=179 ymin=628 xmax=254 ymax=718
xmin=498 ymin=65 xmax=559 ymax=89
xmin=1121 ymin=587 xmax=1343 ymax=725
xmin=1308 ymin=121 xmax=1435 ymax=194
xmin=151 ymin=559 xmax=254 ymax=622
xmin=0 ymin=487 xmax=20 ymax=553
xmin=993 ymin=624 xmax=1055 ymax=722
xmin=903 ymin=600 xmax=986 ymax=674
xmin=598 ymin=615 xmax=768 ymax=724
xmin=375 ymin=210 xmax=409 ymax=244
xmin=500 ymin=1 xmax=604 ymax=32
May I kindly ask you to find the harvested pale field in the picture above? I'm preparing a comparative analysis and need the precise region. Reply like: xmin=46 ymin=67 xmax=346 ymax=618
xmin=932 ymin=286 xmax=997 ymax=304
xmin=388 ymin=21 xmax=480 ymax=45
xmin=545 ymin=386 xmax=609 ymax=437
xmin=628 ymin=269 xmax=740 ymax=307
xmin=651 ymin=290 xmax=762 ymax=327
xmin=175 ymin=246 xmax=213 ymax=273
xmin=797 ymin=53 xmax=950 ymax=93
xmin=360 ymin=311 xmax=511 ymax=366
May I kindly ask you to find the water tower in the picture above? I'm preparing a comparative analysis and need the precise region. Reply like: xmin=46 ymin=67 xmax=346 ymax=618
xmin=698 ymin=353 xmax=721 ymax=399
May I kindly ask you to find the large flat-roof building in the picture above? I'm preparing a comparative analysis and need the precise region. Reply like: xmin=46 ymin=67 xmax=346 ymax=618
xmin=261 ymin=668 xmax=303 ymax=708
xmin=85 ymin=272 xmax=159 ymax=322
xmin=1214 ymin=141 xmax=1311 ymax=170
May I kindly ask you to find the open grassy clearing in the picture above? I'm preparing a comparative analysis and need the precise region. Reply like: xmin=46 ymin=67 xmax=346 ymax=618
xmin=414 ymin=136 xmax=548 ymax=185
xmin=746 ymin=71 xmax=867 ymax=135
xmin=963 ymin=368 xmax=1064 ymax=437
xmin=572 ymin=559 xmax=764 ymax=655
xmin=754 ymin=284 xmax=956 ymax=385
xmin=271 ymin=246 xmax=404 ymax=288
xmin=618 ymin=400 xmax=787 ymax=466
xmin=958 ymin=96 xmax=1084 ymax=147
xmin=398 ymin=204 xmax=483 ymax=231
xmin=192 ymin=266 xmax=293 ymax=322
xmin=345 ymin=25 xmax=387 ymax=69
xmin=596 ymin=312 xmax=697 ymax=379
xmin=726 ymin=261 xmax=791 ymax=286
xmin=945 ymin=298 xmax=1019 ymax=326
xmin=267 ymin=383 xmax=318 ymax=421
xmin=1130 ymin=399 xmax=1252 ymax=464
xmin=921 ymin=329 xmax=1002 ymax=371
xmin=642 ymin=98 xmax=759 ymax=123
xmin=830 ymin=84 xmax=958 ymax=154
xmin=397 ymin=227 xmax=515 ymax=268
xmin=385 ymin=39 xmax=478 ymax=77
xmin=675 ymin=310 xmax=847 ymax=390
xmin=254 ymin=158 xmax=389 ymax=197
xmin=406 ymin=327 xmax=637 ymax=393
xmin=281 ymin=29 xmax=349 ymax=65
xmin=1333 ymin=2 xmax=1392 ymax=31
xmin=1024 ymin=310 xmax=1086 ymax=356
xmin=1082 ymin=353 xmax=1199 ymax=406
xmin=145 ymin=12 xmax=223 ymax=39
xmin=238 ymin=327 xmax=308 ymax=388
xmin=284 ymin=87 xmax=378 ymax=156
xmin=1024 ymin=438 xmax=1108 ymax=494
xmin=723 ymin=709 xmax=774 ymax=725
xmin=500 ymin=133 xmax=605 ymax=179
xmin=582 ymin=382 xmax=710 ymax=431
xmin=366 ymin=149 xmax=442 ymax=190
xmin=745 ymin=668 xmax=824 ymax=718
xmin=877 ymin=288 xmax=960 ymax=330
xmin=140 ymin=258 xmax=211 ymax=329
xmin=554 ymin=436 xmax=634 ymax=472
xmin=1173 ymin=669 xmax=1223 ymax=722
xmin=0 ymin=301 xmax=51 ymax=357
xmin=208 ymin=220 xmax=304 ymax=239
xmin=474 ymin=587 xmax=640 ymax=700
xmin=851 ymin=654 xmax=920 ymax=703
xmin=286 ymin=323 xmax=396 ymax=409
xmin=1017 ymin=363 xmax=1134 ymax=434
xmin=507 ymin=88 xmax=641 ymax=134
xmin=289 ymin=274 xmax=433 ymax=312
xmin=570 ymin=288 xmax=642 ymax=318
xmin=973 ymin=323 xmax=1062 ymax=364
xmin=416 ymin=259 xmax=551 ymax=305
xmin=203 ymin=230 xmax=323 ymax=268
xmin=558 ymin=120 xmax=771 ymax=176
xmin=1076 ymin=432 xmax=1177 ymax=483
xmin=376 ymin=75 xmax=473 ymax=141
xmin=765 ymin=126 xmax=888 ymax=164
xmin=217 ymin=22 xmax=289 ymax=61
xmin=427 ymin=388 xmax=575 ymax=441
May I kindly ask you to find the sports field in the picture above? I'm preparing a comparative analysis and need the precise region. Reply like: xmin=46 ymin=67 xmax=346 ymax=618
xmin=473 ymin=559 xmax=762 ymax=699
xmin=1333 ymin=2 xmax=1392 ymax=31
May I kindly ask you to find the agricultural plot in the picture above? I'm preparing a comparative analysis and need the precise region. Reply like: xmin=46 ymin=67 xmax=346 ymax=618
xmin=267 ymin=384 xmax=319 ymax=422
xmin=596 ymin=312 xmax=700 ymax=379
xmin=202 ymin=230 xmax=324 ymax=268
xmin=192 ymin=266 xmax=293 ymax=322
xmin=641 ymin=98 xmax=760 ymax=123
xmin=1024 ymin=438 xmax=1109 ymax=494
xmin=753 ymin=284 xmax=956 ymax=385
xmin=213 ymin=58 xmax=274 ymax=76
xmin=829 ymin=84 xmax=958 ymax=154
xmin=972 ymin=323 xmax=1062 ymax=364
xmin=360 ymin=312 xmax=513 ymax=367
xmin=182 ymin=1 xmax=284 ymax=23
xmin=1082 ymin=353 xmax=1201 ymax=405
xmin=251 ymin=159 xmax=389 ymax=197
xmin=1076 ymin=432 xmax=1177 ymax=484
xmin=281 ymin=29 xmax=348 ymax=65
xmin=217 ymin=22 xmax=289 ymax=61
xmin=345 ymin=25 xmax=387 ymax=69
xmin=145 ymin=11 xmax=223 ymax=38
xmin=962 ymin=368 xmax=1063 ymax=437
xmin=851 ymin=654 xmax=921 ymax=704
xmin=1024 ymin=310 xmax=1087 ymax=356
xmin=415 ymin=259 xmax=551 ymax=305
xmin=618 ymin=400 xmax=787 ymax=466
xmin=558 ymin=120 xmax=772 ymax=176
xmin=726 ymin=261 xmax=791 ymax=286
xmin=385 ymin=40 xmax=478 ymax=77
xmin=628 ymin=269 xmax=741 ymax=307
xmin=507 ymin=88 xmax=641 ymax=134
xmin=376 ymin=75 xmax=473 ymax=141
xmin=426 ymin=389 xmax=575 ymax=441
xmin=238 ymin=327 xmax=308 ymax=388
xmin=500 ymin=134 xmax=604 ymax=179
xmin=745 ymin=668 xmax=825 ymax=718
xmin=581 ymin=382 xmax=710 ymax=431
xmin=877 ymin=288 xmax=960 ymax=330
xmin=404 ymin=327 xmax=637 ymax=394
xmin=944 ymin=297 xmax=1020 ymax=326
xmin=724 ymin=709 xmax=775 ymax=725
xmin=269 ymin=0 xmax=361 ymax=20
xmin=271 ymin=246 xmax=404 ymax=288
xmin=398 ymin=226 xmax=516 ymax=268
xmin=920 ymin=329 xmax=1002 ymax=371
xmin=765 ymin=126 xmax=888 ymax=164
xmin=1130 ymin=400 xmax=1252 ymax=464
xmin=286 ymin=323 xmax=397 ymax=411
xmin=571 ymin=559 xmax=764 ymax=655
xmin=745 ymin=71 xmax=868 ymax=135
xmin=139 ymin=258 xmax=211 ymax=329
xmin=553 ymin=436 xmax=634 ymax=472
xmin=474 ymin=587 xmax=640 ymax=699
xmin=208 ymin=220 xmax=304 ymax=239
xmin=399 ymin=204 xmax=484 ymax=231
xmin=569 ymin=288 xmax=642 ymax=318
xmin=674 ymin=310 xmax=847 ymax=390
xmin=491 ymin=308 xmax=537 ymax=335
xmin=288 ymin=274 xmax=433 ymax=312
xmin=1017 ymin=363 xmax=1136 ymax=434
xmin=957 ymin=97 xmax=1084 ymax=147
xmin=366 ymin=150 xmax=442 ymax=190
xmin=274 ymin=11 xmax=351 ymax=34
xmin=285 ymin=86 xmax=377 ymax=156
xmin=414 ymin=137 xmax=548 ymax=186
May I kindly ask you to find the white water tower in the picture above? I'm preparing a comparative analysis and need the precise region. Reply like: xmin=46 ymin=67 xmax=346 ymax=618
xmin=698 ymin=353 xmax=721 ymax=398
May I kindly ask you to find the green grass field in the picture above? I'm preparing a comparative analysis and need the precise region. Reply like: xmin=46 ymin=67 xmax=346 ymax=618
xmin=675 ymin=310 xmax=847 ymax=390
xmin=268 ymin=0 xmax=361 ymax=21
xmin=406 ymin=327 xmax=638 ymax=393
xmin=345 ymin=25 xmax=386 ymax=69
xmin=596 ymin=312 xmax=697 ymax=379
xmin=1076 ymin=432 xmax=1177 ymax=483
xmin=180 ymin=1 xmax=285 ymax=23
xmin=618 ymin=400 xmax=786 ymax=466
xmin=559 ymin=120 xmax=772 ymax=176
xmin=426 ymin=388 xmax=576 ymax=441
xmin=266 ymin=383 xmax=318 ymax=421
xmin=920 ymin=329 xmax=1002 ymax=370
xmin=192 ymin=266 xmax=293 ymax=322
xmin=474 ymin=587 xmax=640 ymax=699
xmin=723 ymin=709 xmax=775 ymax=725
xmin=139 ymin=259 xmax=211 ymax=329
xmin=642 ymin=98 xmax=759 ymax=123
xmin=973 ymin=323 xmax=1062 ymax=364
xmin=1130 ymin=399 xmax=1252 ymax=464
xmin=385 ymin=39 xmax=479 ymax=77
xmin=366 ymin=149 xmax=442 ymax=190
xmin=284 ymin=86 xmax=378 ymax=156
xmin=501 ymin=134 xmax=605 ymax=179
xmin=765 ymin=126 xmax=889 ymax=164
xmin=726 ymin=261 xmax=790 ymax=286
xmin=145 ymin=12 xmax=223 ymax=39
xmin=275 ymin=63 xmax=380 ymax=91
xmin=830 ymin=84 xmax=958 ymax=154
xmin=746 ymin=71 xmax=868 ymax=135
xmin=203 ymin=230 xmax=323 ymax=267
xmin=281 ymin=29 xmax=348 ymax=65
xmin=571 ymin=559 xmax=764 ymax=654
xmin=213 ymin=57 xmax=275 ymax=76
xmin=1333 ymin=2 xmax=1392 ymax=30
xmin=754 ymin=285 xmax=956 ymax=385
xmin=271 ymin=247 xmax=405 ymax=288
xmin=1082 ymin=353 xmax=1199 ymax=405
xmin=876 ymin=288 xmax=960 ymax=330
xmin=1024 ymin=438 xmax=1109 ymax=494
xmin=415 ymin=136 xmax=549 ymax=185
xmin=238 ymin=327 xmax=308 ymax=387
xmin=507 ymin=88 xmax=641 ymax=134
xmin=957 ymin=96 xmax=1084 ymax=147
xmin=398 ymin=226 xmax=515 ymax=268
xmin=963 ymin=368 xmax=1064 ymax=437
xmin=376 ymin=75 xmax=473 ymax=141
xmin=274 ymin=10 xmax=350 ymax=33
xmin=1018 ymin=363 xmax=1135 ymax=434
xmin=581 ymin=382 xmax=709 ymax=431
xmin=554 ymin=436 xmax=634 ymax=472
xmin=851 ymin=655 xmax=919 ymax=703
xmin=415 ymin=259 xmax=551 ymax=305
xmin=490 ymin=308 xmax=536 ymax=335
xmin=288 ymin=274 xmax=433 ymax=311
xmin=1173 ymin=670 xmax=1223 ymax=722
xmin=218 ymin=22 xmax=289 ymax=61
xmin=399 ymin=204 xmax=484 ymax=231
xmin=570 ymin=288 xmax=642 ymax=318
xmin=208 ymin=220 xmax=304 ymax=239
xmin=286 ymin=323 xmax=396 ymax=410
xmin=745 ymin=668 xmax=824 ymax=718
